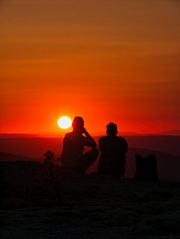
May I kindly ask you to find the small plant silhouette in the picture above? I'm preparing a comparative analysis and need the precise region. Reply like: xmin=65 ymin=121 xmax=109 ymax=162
xmin=43 ymin=150 xmax=55 ymax=178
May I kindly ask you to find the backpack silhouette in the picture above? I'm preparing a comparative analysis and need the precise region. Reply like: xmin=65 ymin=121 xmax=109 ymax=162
xmin=134 ymin=154 xmax=158 ymax=181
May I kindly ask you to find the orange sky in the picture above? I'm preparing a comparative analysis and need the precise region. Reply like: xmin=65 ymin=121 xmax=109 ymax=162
xmin=0 ymin=0 xmax=180 ymax=135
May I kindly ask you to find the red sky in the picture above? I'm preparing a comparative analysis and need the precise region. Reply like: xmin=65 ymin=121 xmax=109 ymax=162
xmin=0 ymin=0 xmax=180 ymax=135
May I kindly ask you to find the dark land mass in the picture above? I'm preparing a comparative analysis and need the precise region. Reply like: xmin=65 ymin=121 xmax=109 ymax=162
xmin=1 ymin=145 xmax=180 ymax=181
xmin=0 ymin=152 xmax=35 ymax=162
xmin=1 ymin=135 xmax=180 ymax=158
xmin=1 ymin=135 xmax=180 ymax=238
xmin=1 ymin=160 xmax=180 ymax=239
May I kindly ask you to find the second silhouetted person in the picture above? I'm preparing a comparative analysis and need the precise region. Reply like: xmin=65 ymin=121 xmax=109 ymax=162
xmin=98 ymin=122 xmax=128 ymax=177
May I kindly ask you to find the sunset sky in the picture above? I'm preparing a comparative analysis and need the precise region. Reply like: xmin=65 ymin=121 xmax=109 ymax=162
xmin=0 ymin=0 xmax=180 ymax=135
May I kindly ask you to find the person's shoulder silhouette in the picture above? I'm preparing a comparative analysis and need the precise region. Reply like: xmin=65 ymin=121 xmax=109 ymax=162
xmin=98 ymin=122 xmax=128 ymax=177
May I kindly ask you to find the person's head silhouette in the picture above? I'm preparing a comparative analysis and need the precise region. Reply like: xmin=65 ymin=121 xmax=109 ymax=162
xmin=72 ymin=116 xmax=84 ymax=134
xmin=106 ymin=122 xmax=117 ymax=136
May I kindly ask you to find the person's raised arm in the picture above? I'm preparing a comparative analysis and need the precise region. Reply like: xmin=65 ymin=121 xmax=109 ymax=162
xmin=83 ymin=127 xmax=97 ymax=148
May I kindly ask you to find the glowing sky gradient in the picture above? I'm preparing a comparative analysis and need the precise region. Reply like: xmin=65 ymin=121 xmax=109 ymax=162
xmin=0 ymin=0 xmax=180 ymax=134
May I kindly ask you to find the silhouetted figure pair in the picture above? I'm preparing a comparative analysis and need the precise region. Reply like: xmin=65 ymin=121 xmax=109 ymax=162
xmin=61 ymin=117 xmax=128 ymax=176
xmin=61 ymin=116 xmax=99 ymax=174
xmin=98 ymin=122 xmax=128 ymax=177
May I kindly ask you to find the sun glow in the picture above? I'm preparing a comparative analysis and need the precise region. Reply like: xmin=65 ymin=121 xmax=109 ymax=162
xmin=57 ymin=116 xmax=72 ymax=129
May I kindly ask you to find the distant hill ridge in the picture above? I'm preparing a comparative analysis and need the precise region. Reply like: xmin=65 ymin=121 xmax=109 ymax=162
xmin=1 ymin=149 xmax=180 ymax=181
xmin=0 ymin=134 xmax=41 ymax=138
xmin=1 ymin=130 xmax=180 ymax=138
xmin=161 ymin=130 xmax=180 ymax=136
xmin=0 ymin=152 xmax=35 ymax=162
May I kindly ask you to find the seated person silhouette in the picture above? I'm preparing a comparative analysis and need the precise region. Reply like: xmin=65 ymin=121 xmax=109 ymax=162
xmin=61 ymin=116 xmax=98 ymax=174
xmin=98 ymin=122 xmax=128 ymax=177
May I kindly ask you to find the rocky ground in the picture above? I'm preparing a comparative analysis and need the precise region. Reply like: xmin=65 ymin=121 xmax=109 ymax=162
xmin=1 ymin=161 xmax=180 ymax=239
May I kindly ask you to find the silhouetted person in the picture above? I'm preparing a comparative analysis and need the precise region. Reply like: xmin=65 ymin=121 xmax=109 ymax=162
xmin=98 ymin=122 xmax=128 ymax=177
xmin=61 ymin=116 xmax=98 ymax=174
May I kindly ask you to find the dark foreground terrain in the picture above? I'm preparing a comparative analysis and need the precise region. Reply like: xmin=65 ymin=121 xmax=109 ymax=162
xmin=1 ymin=161 xmax=180 ymax=239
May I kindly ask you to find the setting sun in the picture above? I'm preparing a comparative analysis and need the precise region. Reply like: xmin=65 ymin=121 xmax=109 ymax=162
xmin=57 ymin=116 xmax=72 ymax=129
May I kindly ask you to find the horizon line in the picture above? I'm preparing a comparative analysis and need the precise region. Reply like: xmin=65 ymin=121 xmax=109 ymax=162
xmin=0 ymin=130 xmax=180 ymax=138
